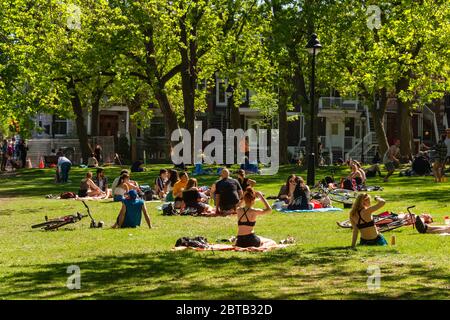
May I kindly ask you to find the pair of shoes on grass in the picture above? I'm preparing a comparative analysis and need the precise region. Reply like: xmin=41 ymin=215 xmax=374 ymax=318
xmin=414 ymin=215 xmax=428 ymax=234
xmin=279 ymin=236 xmax=295 ymax=244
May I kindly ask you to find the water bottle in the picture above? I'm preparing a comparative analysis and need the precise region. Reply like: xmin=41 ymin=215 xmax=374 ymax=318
xmin=390 ymin=235 xmax=396 ymax=246
xmin=445 ymin=216 xmax=450 ymax=225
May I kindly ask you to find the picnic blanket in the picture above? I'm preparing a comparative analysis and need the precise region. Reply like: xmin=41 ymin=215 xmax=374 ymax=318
xmin=277 ymin=207 xmax=343 ymax=213
xmin=46 ymin=194 xmax=108 ymax=201
xmin=172 ymin=242 xmax=292 ymax=252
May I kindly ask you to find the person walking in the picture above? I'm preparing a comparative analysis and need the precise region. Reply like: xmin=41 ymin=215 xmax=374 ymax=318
xmin=433 ymin=134 xmax=448 ymax=182
xmin=1 ymin=140 xmax=8 ymax=171
xmin=382 ymin=139 xmax=400 ymax=182
xmin=18 ymin=140 xmax=28 ymax=168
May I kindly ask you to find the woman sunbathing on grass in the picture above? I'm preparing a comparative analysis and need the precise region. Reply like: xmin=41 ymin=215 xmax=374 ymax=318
xmin=78 ymin=172 xmax=105 ymax=198
xmin=415 ymin=216 xmax=450 ymax=234
xmin=350 ymin=193 xmax=388 ymax=247
xmin=235 ymin=187 xmax=276 ymax=248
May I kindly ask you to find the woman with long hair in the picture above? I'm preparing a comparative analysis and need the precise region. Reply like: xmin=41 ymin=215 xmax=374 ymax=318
xmin=288 ymin=177 xmax=312 ymax=210
xmin=182 ymin=178 xmax=211 ymax=214
xmin=165 ymin=169 xmax=179 ymax=202
xmin=349 ymin=160 xmax=366 ymax=186
xmin=349 ymin=193 xmax=387 ymax=247
xmin=114 ymin=173 xmax=131 ymax=202
xmin=235 ymin=187 xmax=275 ymax=248
xmin=278 ymin=174 xmax=297 ymax=203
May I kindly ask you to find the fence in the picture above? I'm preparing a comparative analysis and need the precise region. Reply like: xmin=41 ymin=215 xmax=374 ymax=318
xmin=27 ymin=136 xmax=115 ymax=167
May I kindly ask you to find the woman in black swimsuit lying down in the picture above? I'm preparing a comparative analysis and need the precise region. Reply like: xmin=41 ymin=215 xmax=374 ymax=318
xmin=235 ymin=187 xmax=276 ymax=248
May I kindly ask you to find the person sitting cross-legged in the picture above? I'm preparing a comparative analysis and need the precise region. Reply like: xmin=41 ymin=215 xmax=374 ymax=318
xmin=214 ymin=168 xmax=243 ymax=215
xmin=235 ymin=187 xmax=276 ymax=248
xmin=113 ymin=190 xmax=152 ymax=229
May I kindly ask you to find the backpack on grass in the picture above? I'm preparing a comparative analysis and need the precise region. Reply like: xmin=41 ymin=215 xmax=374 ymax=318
xmin=162 ymin=203 xmax=178 ymax=216
xmin=60 ymin=192 xmax=77 ymax=199
xmin=175 ymin=236 xmax=209 ymax=248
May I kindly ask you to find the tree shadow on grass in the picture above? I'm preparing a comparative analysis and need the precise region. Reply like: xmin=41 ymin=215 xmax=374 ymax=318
xmin=1 ymin=246 xmax=448 ymax=300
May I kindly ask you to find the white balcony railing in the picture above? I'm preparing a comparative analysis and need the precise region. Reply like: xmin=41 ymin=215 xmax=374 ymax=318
xmin=319 ymin=97 xmax=365 ymax=111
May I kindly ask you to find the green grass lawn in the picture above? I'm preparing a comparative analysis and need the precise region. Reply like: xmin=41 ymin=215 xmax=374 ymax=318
xmin=0 ymin=164 xmax=449 ymax=300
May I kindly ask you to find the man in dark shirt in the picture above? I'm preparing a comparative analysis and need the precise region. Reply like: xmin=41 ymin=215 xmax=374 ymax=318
xmin=214 ymin=168 xmax=243 ymax=214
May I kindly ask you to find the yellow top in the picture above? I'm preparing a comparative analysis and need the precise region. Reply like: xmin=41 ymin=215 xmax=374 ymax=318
xmin=172 ymin=180 xmax=188 ymax=198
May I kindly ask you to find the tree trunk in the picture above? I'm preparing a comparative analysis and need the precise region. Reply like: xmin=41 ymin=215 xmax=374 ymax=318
xmin=278 ymin=85 xmax=289 ymax=164
xmin=154 ymin=86 xmax=181 ymax=153
xmin=396 ymin=77 xmax=413 ymax=160
xmin=372 ymin=88 xmax=389 ymax=156
xmin=68 ymin=79 xmax=91 ymax=164
xmin=91 ymin=97 xmax=100 ymax=137
xmin=129 ymin=119 xmax=138 ymax=163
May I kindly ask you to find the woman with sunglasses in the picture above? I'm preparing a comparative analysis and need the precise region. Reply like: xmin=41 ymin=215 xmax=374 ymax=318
xmin=349 ymin=193 xmax=388 ymax=247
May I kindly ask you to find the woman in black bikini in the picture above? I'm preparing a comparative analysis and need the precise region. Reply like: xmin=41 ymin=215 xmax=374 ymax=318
xmin=349 ymin=193 xmax=388 ymax=247
xmin=235 ymin=187 xmax=276 ymax=248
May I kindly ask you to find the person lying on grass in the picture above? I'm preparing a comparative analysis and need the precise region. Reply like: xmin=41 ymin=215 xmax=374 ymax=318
xmin=350 ymin=193 xmax=388 ymax=247
xmin=415 ymin=215 xmax=450 ymax=234
xmin=78 ymin=172 xmax=106 ymax=198
xmin=113 ymin=190 xmax=152 ymax=229
xmin=235 ymin=187 xmax=276 ymax=248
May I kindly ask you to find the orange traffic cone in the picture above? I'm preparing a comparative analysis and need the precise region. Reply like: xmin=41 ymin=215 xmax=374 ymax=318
xmin=39 ymin=157 xmax=45 ymax=169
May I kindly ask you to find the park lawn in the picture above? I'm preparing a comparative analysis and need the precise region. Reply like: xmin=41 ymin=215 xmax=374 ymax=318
xmin=0 ymin=165 xmax=449 ymax=300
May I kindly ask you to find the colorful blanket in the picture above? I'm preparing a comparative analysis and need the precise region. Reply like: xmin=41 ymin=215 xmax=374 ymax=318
xmin=172 ymin=242 xmax=292 ymax=252
xmin=277 ymin=207 xmax=343 ymax=213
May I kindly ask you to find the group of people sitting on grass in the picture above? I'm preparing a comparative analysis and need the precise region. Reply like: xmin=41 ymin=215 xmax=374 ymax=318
xmin=68 ymin=161 xmax=449 ymax=248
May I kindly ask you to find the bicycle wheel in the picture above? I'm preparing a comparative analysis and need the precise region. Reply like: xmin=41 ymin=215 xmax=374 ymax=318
xmin=31 ymin=219 xmax=65 ymax=229
xmin=44 ymin=221 xmax=73 ymax=230
xmin=333 ymin=189 xmax=357 ymax=198
xmin=329 ymin=193 xmax=353 ymax=205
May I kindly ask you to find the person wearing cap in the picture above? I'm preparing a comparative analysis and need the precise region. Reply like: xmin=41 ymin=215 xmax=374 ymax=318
xmin=113 ymin=189 xmax=152 ymax=229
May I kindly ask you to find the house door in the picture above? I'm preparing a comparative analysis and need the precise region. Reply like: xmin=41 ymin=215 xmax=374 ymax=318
xmin=328 ymin=120 xmax=344 ymax=150
xmin=99 ymin=115 xmax=119 ymax=137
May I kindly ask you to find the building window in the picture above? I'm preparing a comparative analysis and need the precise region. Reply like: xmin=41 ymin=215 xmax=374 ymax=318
xmin=331 ymin=123 xmax=339 ymax=135
xmin=54 ymin=118 xmax=68 ymax=135
xmin=149 ymin=118 xmax=166 ymax=138
xmin=216 ymin=78 xmax=227 ymax=106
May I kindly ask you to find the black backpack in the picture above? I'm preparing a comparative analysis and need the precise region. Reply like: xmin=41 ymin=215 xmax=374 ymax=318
xmin=144 ymin=190 xmax=155 ymax=201
xmin=162 ymin=203 xmax=178 ymax=216
xmin=175 ymin=236 xmax=209 ymax=248
xmin=342 ymin=178 xmax=356 ymax=191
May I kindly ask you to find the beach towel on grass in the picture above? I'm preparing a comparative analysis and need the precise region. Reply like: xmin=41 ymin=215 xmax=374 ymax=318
xmin=277 ymin=207 xmax=343 ymax=213
xmin=172 ymin=243 xmax=292 ymax=252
